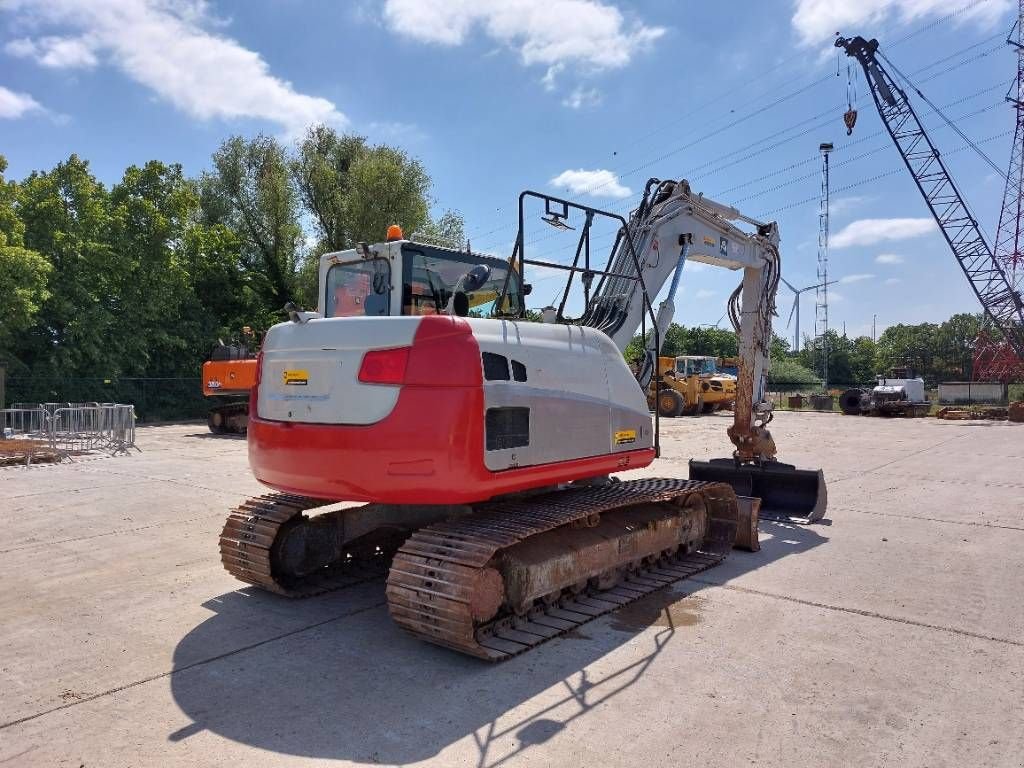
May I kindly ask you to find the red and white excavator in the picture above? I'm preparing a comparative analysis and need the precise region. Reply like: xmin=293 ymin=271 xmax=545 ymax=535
xmin=220 ymin=180 xmax=826 ymax=659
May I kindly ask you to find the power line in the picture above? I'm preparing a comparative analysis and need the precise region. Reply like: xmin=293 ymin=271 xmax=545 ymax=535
xmin=757 ymin=129 xmax=1013 ymax=217
xmin=479 ymin=79 xmax=1008 ymax=258
xmin=472 ymin=29 xmax=1010 ymax=253
xmin=521 ymin=125 xmax=1014 ymax=270
xmin=465 ymin=0 xmax=1005 ymax=243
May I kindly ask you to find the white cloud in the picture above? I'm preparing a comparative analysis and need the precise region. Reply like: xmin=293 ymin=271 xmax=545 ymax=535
xmin=791 ymin=0 xmax=1010 ymax=47
xmin=562 ymin=86 xmax=602 ymax=109
xmin=366 ymin=120 xmax=426 ymax=143
xmin=6 ymin=35 xmax=98 ymax=68
xmin=550 ymin=168 xmax=632 ymax=199
xmin=2 ymin=0 xmax=346 ymax=137
xmin=830 ymin=218 xmax=935 ymax=248
xmin=0 ymin=85 xmax=43 ymax=118
xmin=884 ymin=277 xmax=902 ymax=285
xmin=839 ymin=273 xmax=874 ymax=284
xmin=830 ymin=195 xmax=868 ymax=215
xmin=695 ymin=288 xmax=716 ymax=299
xmin=541 ymin=63 xmax=564 ymax=92
xmin=382 ymin=0 xmax=665 ymax=70
xmin=875 ymin=253 xmax=904 ymax=265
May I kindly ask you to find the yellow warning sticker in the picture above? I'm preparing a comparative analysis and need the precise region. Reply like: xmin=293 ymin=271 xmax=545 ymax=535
xmin=613 ymin=429 xmax=637 ymax=445
xmin=702 ymin=235 xmax=715 ymax=246
xmin=283 ymin=369 xmax=309 ymax=386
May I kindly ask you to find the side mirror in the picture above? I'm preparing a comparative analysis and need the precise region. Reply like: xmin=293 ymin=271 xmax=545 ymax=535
xmin=462 ymin=264 xmax=492 ymax=292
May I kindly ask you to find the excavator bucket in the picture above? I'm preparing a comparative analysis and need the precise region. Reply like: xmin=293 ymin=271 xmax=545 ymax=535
xmin=688 ymin=458 xmax=827 ymax=524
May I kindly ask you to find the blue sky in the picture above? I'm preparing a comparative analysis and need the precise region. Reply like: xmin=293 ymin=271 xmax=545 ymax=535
xmin=1 ymin=0 xmax=1018 ymax=341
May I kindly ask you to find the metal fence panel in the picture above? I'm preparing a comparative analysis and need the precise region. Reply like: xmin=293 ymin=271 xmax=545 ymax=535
xmin=1 ymin=402 xmax=137 ymax=461
xmin=2 ymin=407 xmax=49 ymax=440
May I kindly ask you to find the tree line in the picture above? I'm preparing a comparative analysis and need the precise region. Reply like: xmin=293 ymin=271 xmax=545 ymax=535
xmin=1 ymin=128 xmax=1005 ymax=394
xmin=0 ymin=127 xmax=463 ymax=381
xmin=625 ymin=311 xmax=999 ymax=387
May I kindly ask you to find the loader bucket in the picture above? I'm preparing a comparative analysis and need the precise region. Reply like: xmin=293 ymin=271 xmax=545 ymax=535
xmin=688 ymin=458 xmax=827 ymax=524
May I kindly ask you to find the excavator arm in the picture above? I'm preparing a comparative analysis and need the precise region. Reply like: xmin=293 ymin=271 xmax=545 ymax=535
xmin=508 ymin=180 xmax=824 ymax=522
xmin=586 ymin=179 xmax=783 ymax=463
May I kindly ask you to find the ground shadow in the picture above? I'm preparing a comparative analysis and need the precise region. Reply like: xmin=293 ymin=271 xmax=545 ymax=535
xmin=169 ymin=519 xmax=828 ymax=765
xmin=183 ymin=432 xmax=246 ymax=441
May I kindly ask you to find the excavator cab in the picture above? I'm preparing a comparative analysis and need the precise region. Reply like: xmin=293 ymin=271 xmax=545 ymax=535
xmin=321 ymin=241 xmax=524 ymax=320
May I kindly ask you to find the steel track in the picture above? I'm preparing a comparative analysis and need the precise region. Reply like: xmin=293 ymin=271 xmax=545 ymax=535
xmin=387 ymin=478 xmax=737 ymax=660
xmin=220 ymin=479 xmax=738 ymax=660
xmin=219 ymin=494 xmax=388 ymax=597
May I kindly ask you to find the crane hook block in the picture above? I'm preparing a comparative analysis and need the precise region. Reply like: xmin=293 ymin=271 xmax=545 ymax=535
xmin=843 ymin=108 xmax=857 ymax=136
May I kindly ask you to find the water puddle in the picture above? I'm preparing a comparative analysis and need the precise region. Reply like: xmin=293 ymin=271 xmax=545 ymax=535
xmin=608 ymin=591 xmax=703 ymax=632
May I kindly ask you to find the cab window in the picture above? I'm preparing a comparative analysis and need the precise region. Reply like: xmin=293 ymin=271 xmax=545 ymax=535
xmin=325 ymin=259 xmax=391 ymax=318
xmin=401 ymin=245 xmax=523 ymax=318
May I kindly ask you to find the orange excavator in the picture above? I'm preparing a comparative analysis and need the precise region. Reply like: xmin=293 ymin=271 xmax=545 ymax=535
xmin=202 ymin=327 xmax=258 ymax=434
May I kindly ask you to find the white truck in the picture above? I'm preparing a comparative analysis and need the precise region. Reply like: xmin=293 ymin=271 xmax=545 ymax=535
xmin=840 ymin=369 xmax=931 ymax=417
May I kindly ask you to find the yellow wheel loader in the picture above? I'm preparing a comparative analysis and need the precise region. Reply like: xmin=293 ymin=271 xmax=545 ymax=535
xmin=648 ymin=355 xmax=737 ymax=417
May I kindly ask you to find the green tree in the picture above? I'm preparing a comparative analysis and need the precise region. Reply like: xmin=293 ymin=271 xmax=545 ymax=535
xmin=876 ymin=322 xmax=941 ymax=381
xmin=418 ymin=209 xmax=466 ymax=248
xmin=293 ymin=125 xmax=438 ymax=248
xmin=180 ymin=222 xmax=256 ymax=336
xmin=293 ymin=126 xmax=368 ymax=251
xmin=107 ymin=161 xmax=206 ymax=375
xmin=290 ymin=125 xmax=462 ymax=308
xmin=849 ymin=336 xmax=879 ymax=382
xmin=798 ymin=329 xmax=861 ymax=384
xmin=15 ymin=154 xmax=118 ymax=377
xmin=0 ymin=156 xmax=51 ymax=361
xmin=202 ymin=135 xmax=303 ymax=312
xmin=624 ymin=323 xmax=739 ymax=362
xmin=767 ymin=357 xmax=820 ymax=385
xmin=769 ymin=333 xmax=791 ymax=361
xmin=345 ymin=143 xmax=430 ymax=243
xmin=936 ymin=312 xmax=982 ymax=380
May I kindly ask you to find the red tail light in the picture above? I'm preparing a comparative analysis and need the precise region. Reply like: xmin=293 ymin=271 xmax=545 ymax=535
xmin=359 ymin=347 xmax=410 ymax=385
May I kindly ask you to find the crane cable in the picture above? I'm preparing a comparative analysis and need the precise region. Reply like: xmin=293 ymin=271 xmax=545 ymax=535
xmin=876 ymin=50 xmax=1008 ymax=181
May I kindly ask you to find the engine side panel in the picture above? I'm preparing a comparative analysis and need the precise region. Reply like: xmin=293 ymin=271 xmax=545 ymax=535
xmin=468 ymin=319 xmax=652 ymax=471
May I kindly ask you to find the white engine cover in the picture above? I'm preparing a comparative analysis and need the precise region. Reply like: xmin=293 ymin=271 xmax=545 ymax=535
xmin=468 ymin=319 xmax=653 ymax=471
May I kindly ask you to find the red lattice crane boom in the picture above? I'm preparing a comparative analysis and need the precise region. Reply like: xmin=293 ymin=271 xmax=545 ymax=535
xmin=836 ymin=34 xmax=1024 ymax=380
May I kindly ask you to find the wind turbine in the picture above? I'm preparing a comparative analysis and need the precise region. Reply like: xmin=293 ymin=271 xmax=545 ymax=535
xmin=780 ymin=277 xmax=837 ymax=352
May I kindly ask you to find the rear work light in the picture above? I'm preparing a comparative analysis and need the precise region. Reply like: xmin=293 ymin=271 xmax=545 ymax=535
xmin=358 ymin=347 xmax=410 ymax=385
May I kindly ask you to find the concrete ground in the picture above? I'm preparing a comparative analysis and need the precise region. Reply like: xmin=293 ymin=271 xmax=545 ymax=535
xmin=1 ymin=413 xmax=1022 ymax=767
